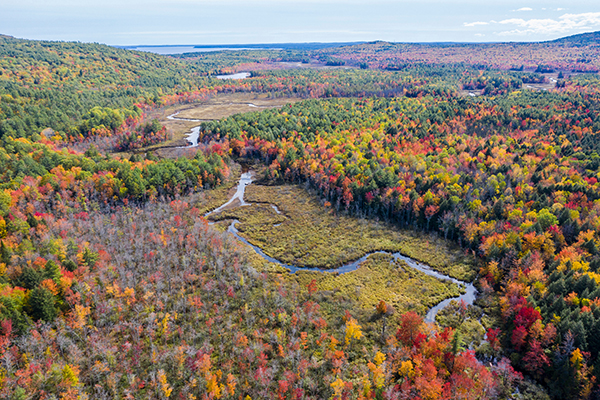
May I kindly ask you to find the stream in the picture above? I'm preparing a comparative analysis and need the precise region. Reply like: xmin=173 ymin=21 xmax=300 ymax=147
xmin=205 ymin=172 xmax=477 ymax=323
xmin=167 ymin=112 xmax=203 ymax=147
xmin=167 ymin=103 xmax=267 ymax=148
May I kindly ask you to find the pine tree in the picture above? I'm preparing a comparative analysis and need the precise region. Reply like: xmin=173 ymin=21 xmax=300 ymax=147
xmin=28 ymin=287 xmax=57 ymax=322
xmin=0 ymin=241 xmax=10 ymax=265
xmin=44 ymin=260 xmax=61 ymax=284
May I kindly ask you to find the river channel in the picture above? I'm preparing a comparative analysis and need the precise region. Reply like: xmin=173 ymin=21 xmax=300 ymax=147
xmin=166 ymin=70 xmax=253 ymax=147
xmin=205 ymin=172 xmax=477 ymax=323
xmin=167 ymin=112 xmax=203 ymax=147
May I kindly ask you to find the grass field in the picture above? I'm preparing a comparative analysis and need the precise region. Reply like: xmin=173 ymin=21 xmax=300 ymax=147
xmin=175 ymin=92 xmax=301 ymax=120
xmin=203 ymin=176 xmax=479 ymax=318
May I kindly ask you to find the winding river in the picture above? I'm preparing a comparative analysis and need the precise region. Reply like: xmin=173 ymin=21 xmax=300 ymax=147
xmin=206 ymin=172 xmax=477 ymax=323
xmin=167 ymin=98 xmax=266 ymax=148
xmin=167 ymin=112 xmax=203 ymax=147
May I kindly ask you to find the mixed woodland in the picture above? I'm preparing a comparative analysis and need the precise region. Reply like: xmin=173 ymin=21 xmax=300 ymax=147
xmin=1 ymin=32 xmax=600 ymax=398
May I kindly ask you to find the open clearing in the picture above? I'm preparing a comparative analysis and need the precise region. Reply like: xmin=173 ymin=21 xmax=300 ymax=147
xmin=154 ymin=93 xmax=301 ymax=152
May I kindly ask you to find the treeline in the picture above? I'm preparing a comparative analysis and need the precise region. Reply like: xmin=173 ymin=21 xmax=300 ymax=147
xmin=173 ymin=49 xmax=312 ymax=75
xmin=113 ymin=119 xmax=169 ymax=152
xmin=0 ymin=136 xmax=229 ymax=199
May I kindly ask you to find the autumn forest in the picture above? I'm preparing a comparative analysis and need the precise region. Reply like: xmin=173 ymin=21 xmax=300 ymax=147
xmin=1 ymin=32 xmax=600 ymax=399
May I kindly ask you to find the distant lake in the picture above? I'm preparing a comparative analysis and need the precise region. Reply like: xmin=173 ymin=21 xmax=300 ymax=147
xmin=216 ymin=72 xmax=250 ymax=80
xmin=122 ymin=46 xmax=269 ymax=55
xmin=117 ymin=42 xmax=364 ymax=55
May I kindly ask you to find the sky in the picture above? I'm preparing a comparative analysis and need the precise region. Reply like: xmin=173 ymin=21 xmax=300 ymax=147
xmin=1 ymin=0 xmax=600 ymax=45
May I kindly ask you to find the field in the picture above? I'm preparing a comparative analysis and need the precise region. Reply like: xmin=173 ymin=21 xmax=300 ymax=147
xmin=291 ymin=253 xmax=461 ymax=316
xmin=156 ymin=93 xmax=300 ymax=152
xmin=175 ymin=93 xmax=301 ymax=120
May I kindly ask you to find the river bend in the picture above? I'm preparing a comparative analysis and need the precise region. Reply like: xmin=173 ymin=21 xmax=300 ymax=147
xmin=206 ymin=172 xmax=477 ymax=323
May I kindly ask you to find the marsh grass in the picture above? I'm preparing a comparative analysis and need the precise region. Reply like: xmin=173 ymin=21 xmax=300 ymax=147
xmin=292 ymin=253 xmax=461 ymax=316
xmin=210 ymin=183 xmax=477 ymax=281
xmin=176 ymin=93 xmax=301 ymax=120
xmin=207 ymin=181 xmax=478 ymax=317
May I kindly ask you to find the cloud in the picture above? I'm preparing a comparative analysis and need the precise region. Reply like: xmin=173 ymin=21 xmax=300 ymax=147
xmin=498 ymin=12 xmax=600 ymax=36
xmin=515 ymin=7 xmax=533 ymax=11
xmin=464 ymin=21 xmax=489 ymax=27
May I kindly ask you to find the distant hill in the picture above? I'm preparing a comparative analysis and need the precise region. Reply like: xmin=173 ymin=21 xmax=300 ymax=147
xmin=313 ymin=32 xmax=600 ymax=73
xmin=548 ymin=31 xmax=600 ymax=46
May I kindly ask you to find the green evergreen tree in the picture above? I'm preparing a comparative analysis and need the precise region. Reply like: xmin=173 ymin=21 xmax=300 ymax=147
xmin=0 ymin=241 xmax=10 ymax=265
xmin=27 ymin=287 xmax=57 ymax=322
xmin=44 ymin=260 xmax=61 ymax=284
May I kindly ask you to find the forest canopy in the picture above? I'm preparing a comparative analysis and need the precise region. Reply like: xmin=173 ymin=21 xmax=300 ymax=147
xmin=0 ymin=34 xmax=600 ymax=399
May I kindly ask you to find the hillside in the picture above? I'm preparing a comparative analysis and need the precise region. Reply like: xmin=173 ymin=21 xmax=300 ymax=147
xmin=314 ymin=34 xmax=600 ymax=72
xmin=0 ymin=36 xmax=218 ymax=140
xmin=549 ymin=30 xmax=600 ymax=46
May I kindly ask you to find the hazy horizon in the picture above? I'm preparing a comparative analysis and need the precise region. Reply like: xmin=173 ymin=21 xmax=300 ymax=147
xmin=2 ymin=1 xmax=600 ymax=46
